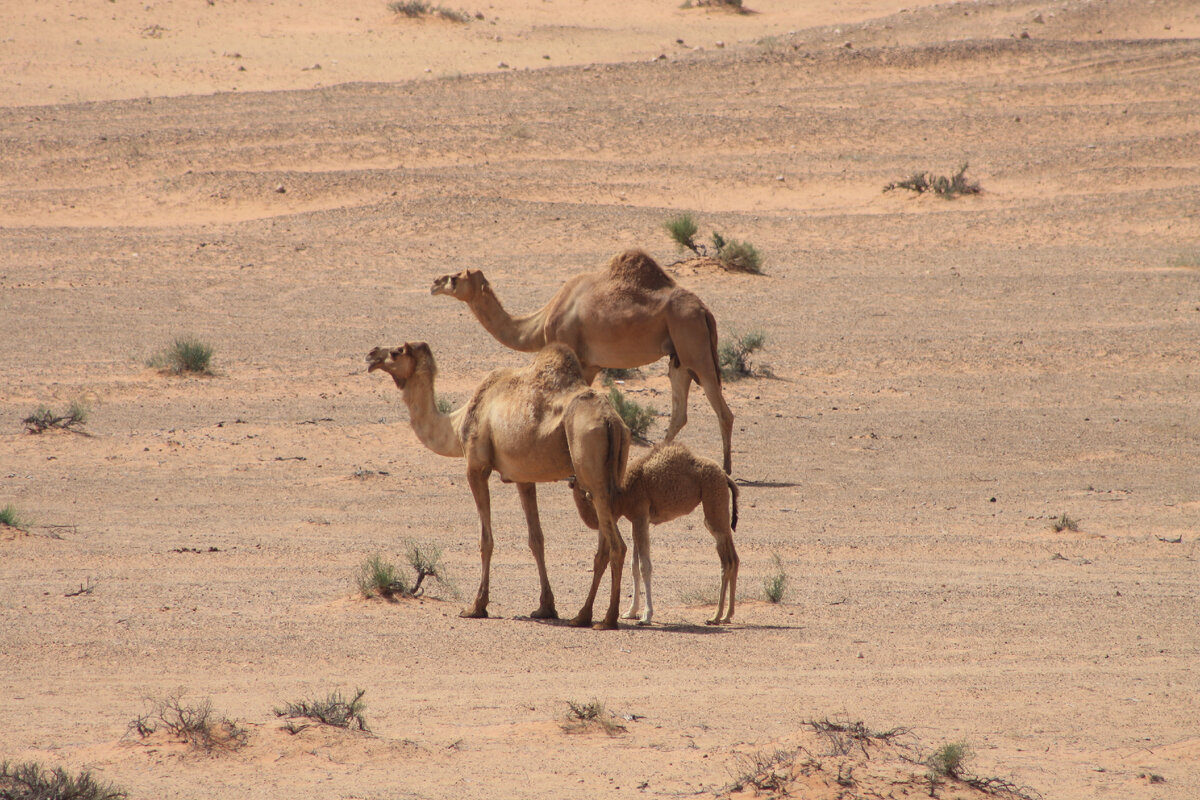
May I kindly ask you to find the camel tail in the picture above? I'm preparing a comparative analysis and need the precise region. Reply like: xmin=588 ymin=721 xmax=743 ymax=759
xmin=607 ymin=417 xmax=630 ymax=503
xmin=727 ymin=475 xmax=739 ymax=531
xmin=704 ymin=307 xmax=722 ymax=388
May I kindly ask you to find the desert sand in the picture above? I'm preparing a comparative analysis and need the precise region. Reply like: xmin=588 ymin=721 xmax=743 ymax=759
xmin=1 ymin=0 xmax=1198 ymax=798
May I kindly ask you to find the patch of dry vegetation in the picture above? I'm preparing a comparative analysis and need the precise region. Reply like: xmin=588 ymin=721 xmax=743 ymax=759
xmin=560 ymin=700 xmax=627 ymax=736
xmin=885 ymin=163 xmax=981 ymax=197
xmin=128 ymin=696 xmax=248 ymax=753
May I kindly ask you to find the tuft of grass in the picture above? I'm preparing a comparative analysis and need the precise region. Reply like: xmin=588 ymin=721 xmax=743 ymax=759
xmin=23 ymin=399 xmax=89 ymax=434
xmin=0 ymin=504 xmax=29 ymax=531
xmin=1051 ymin=513 xmax=1079 ymax=532
xmin=129 ymin=696 xmax=247 ymax=752
xmin=885 ymin=162 xmax=981 ymax=198
xmin=664 ymin=213 xmax=701 ymax=255
xmin=927 ymin=741 xmax=971 ymax=779
xmin=561 ymin=699 xmax=626 ymax=736
xmin=606 ymin=385 xmax=656 ymax=442
xmin=763 ymin=552 xmax=788 ymax=603
xmin=275 ymin=688 xmax=369 ymax=732
xmin=356 ymin=543 xmax=454 ymax=600
xmin=356 ymin=553 xmax=411 ymax=599
xmin=712 ymin=234 xmax=763 ymax=273
xmin=0 ymin=761 xmax=127 ymax=800
xmin=149 ymin=337 xmax=214 ymax=375
xmin=435 ymin=393 xmax=454 ymax=415
xmin=718 ymin=331 xmax=767 ymax=381
xmin=388 ymin=1 xmax=470 ymax=21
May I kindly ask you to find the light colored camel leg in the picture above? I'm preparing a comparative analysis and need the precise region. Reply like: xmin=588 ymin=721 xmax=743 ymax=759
xmin=706 ymin=525 xmax=739 ymax=625
xmin=663 ymin=359 xmax=692 ymax=443
xmin=515 ymin=482 xmax=557 ymax=619
xmin=462 ymin=467 xmax=494 ymax=618
xmin=623 ymin=531 xmax=643 ymax=621
xmin=633 ymin=520 xmax=652 ymax=623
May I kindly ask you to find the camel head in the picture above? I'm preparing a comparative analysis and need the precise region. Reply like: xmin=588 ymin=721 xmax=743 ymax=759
xmin=431 ymin=269 xmax=489 ymax=302
xmin=366 ymin=342 xmax=434 ymax=389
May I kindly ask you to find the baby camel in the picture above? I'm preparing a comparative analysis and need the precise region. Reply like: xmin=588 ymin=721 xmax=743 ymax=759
xmin=367 ymin=341 xmax=631 ymax=630
xmin=569 ymin=442 xmax=739 ymax=626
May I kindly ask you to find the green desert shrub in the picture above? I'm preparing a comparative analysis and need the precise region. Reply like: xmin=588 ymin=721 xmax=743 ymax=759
xmin=607 ymin=385 xmax=656 ymax=442
xmin=356 ymin=553 xmax=410 ymax=599
xmin=711 ymin=232 xmax=763 ymax=273
xmin=718 ymin=331 xmax=767 ymax=380
xmin=763 ymin=553 xmax=788 ymax=603
xmin=926 ymin=741 xmax=972 ymax=779
xmin=664 ymin=213 xmax=701 ymax=254
xmin=150 ymin=337 xmax=213 ymax=375
xmin=0 ymin=504 xmax=29 ymax=531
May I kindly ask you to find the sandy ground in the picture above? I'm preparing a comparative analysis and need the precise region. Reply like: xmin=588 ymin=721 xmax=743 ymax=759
xmin=2 ymin=0 xmax=1199 ymax=798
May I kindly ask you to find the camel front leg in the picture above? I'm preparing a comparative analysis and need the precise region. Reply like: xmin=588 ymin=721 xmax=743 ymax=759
xmin=664 ymin=359 xmax=693 ymax=444
xmin=515 ymin=482 xmax=557 ymax=619
xmin=462 ymin=467 xmax=494 ymax=618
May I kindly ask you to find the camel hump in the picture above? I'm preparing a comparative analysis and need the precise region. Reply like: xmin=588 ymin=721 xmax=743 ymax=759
xmin=606 ymin=249 xmax=676 ymax=290
xmin=530 ymin=343 xmax=587 ymax=390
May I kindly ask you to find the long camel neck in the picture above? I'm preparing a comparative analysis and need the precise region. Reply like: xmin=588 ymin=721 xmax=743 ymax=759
xmin=400 ymin=372 xmax=464 ymax=458
xmin=468 ymin=286 xmax=549 ymax=352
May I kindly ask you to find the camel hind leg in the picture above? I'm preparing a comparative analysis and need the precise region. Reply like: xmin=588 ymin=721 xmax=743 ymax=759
xmin=623 ymin=517 xmax=653 ymax=625
xmin=701 ymin=473 xmax=739 ymax=624
xmin=667 ymin=308 xmax=734 ymax=474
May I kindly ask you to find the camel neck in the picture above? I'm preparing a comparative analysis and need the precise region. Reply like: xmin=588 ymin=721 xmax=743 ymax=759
xmin=400 ymin=373 xmax=464 ymax=458
xmin=468 ymin=287 xmax=548 ymax=352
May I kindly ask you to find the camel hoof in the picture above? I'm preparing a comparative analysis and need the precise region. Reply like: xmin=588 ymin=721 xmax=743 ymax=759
xmin=636 ymin=619 xmax=652 ymax=627
xmin=568 ymin=614 xmax=592 ymax=628
xmin=530 ymin=606 xmax=559 ymax=620
xmin=459 ymin=607 xmax=489 ymax=619
xmin=593 ymin=619 xmax=620 ymax=631
xmin=705 ymin=618 xmax=720 ymax=626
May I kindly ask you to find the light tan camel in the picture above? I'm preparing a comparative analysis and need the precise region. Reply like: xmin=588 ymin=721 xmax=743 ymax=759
xmin=431 ymin=248 xmax=735 ymax=474
xmin=569 ymin=442 xmax=739 ymax=626
xmin=366 ymin=341 xmax=632 ymax=630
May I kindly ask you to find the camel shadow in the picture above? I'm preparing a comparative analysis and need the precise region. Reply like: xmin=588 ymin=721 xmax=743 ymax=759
xmin=519 ymin=617 xmax=801 ymax=634
xmin=734 ymin=478 xmax=802 ymax=488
